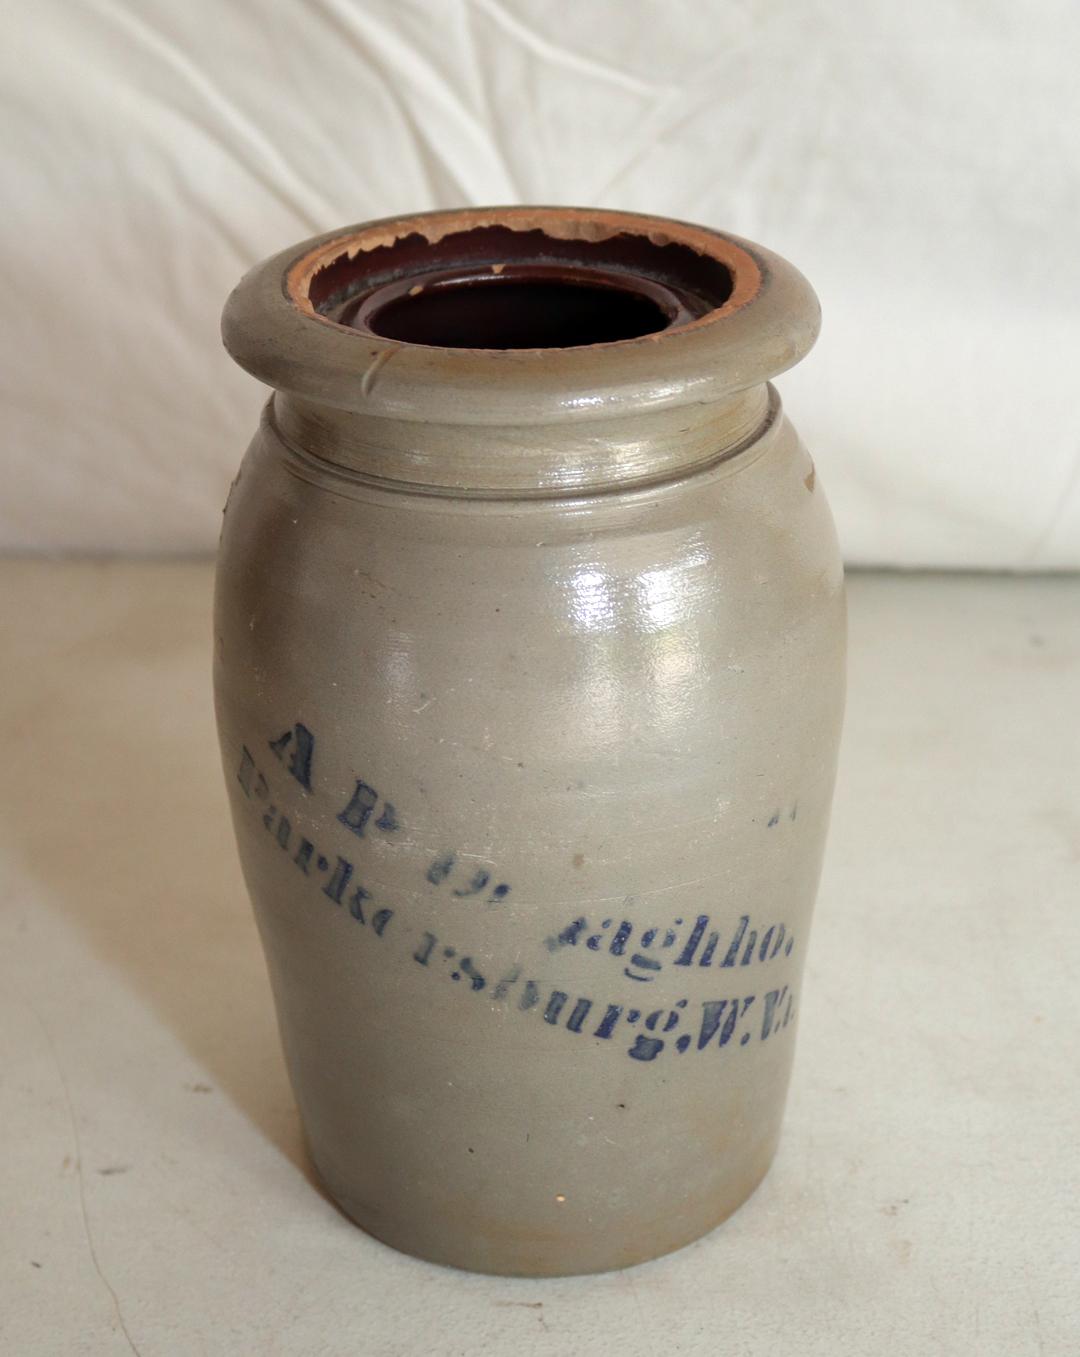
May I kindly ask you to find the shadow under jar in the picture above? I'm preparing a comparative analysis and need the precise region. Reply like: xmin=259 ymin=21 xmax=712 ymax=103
xmin=216 ymin=206 xmax=845 ymax=1277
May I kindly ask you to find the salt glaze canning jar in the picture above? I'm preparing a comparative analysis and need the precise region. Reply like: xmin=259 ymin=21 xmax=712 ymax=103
xmin=216 ymin=206 xmax=845 ymax=1277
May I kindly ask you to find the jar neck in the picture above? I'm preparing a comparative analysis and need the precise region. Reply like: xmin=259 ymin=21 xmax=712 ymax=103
xmin=269 ymin=383 xmax=777 ymax=498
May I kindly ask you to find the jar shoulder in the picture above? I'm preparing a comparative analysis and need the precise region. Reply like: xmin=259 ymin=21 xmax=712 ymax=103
xmin=214 ymin=409 xmax=845 ymax=800
xmin=216 ymin=404 xmax=843 ymax=628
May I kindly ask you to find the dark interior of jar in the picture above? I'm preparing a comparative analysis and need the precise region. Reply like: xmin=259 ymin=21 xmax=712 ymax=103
xmin=353 ymin=270 xmax=675 ymax=349
xmin=303 ymin=225 xmax=735 ymax=350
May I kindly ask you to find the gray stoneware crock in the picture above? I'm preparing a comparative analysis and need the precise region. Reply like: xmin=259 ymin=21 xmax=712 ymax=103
xmin=215 ymin=206 xmax=845 ymax=1276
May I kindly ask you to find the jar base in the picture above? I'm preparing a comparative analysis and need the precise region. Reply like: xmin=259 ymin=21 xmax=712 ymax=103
xmin=309 ymin=1141 xmax=779 ymax=1278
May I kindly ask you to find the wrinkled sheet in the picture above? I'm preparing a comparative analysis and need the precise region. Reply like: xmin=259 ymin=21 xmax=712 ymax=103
xmin=2 ymin=0 xmax=1078 ymax=566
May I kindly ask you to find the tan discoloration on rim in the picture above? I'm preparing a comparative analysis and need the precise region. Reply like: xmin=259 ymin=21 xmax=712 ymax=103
xmin=284 ymin=206 xmax=763 ymax=350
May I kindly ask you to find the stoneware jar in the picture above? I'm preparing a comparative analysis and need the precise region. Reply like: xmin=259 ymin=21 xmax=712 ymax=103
xmin=215 ymin=206 xmax=845 ymax=1276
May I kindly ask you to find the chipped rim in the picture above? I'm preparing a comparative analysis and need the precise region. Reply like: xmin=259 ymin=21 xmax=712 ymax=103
xmin=222 ymin=206 xmax=820 ymax=425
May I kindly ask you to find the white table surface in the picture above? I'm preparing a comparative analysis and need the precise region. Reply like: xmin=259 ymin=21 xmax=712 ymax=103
xmin=1 ymin=562 xmax=1076 ymax=1356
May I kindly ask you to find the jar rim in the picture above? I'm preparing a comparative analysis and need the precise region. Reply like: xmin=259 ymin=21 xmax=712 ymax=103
xmin=288 ymin=209 xmax=759 ymax=348
xmin=222 ymin=206 xmax=819 ymax=426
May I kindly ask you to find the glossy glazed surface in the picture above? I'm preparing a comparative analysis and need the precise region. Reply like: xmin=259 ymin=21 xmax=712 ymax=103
xmin=215 ymin=208 xmax=845 ymax=1275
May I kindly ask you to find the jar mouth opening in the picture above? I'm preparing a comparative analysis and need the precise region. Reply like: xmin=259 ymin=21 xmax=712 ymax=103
xmin=286 ymin=210 xmax=761 ymax=353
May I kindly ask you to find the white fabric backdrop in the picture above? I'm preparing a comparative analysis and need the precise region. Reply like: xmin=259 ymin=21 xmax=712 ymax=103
xmin=3 ymin=0 xmax=1078 ymax=566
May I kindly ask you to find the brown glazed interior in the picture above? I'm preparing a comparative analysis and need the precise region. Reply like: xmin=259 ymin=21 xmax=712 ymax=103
xmin=287 ymin=212 xmax=761 ymax=352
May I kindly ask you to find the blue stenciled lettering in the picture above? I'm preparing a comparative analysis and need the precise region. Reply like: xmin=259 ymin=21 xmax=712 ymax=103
xmin=268 ymin=723 xmax=314 ymax=791
xmin=550 ymin=911 xmax=793 ymax=981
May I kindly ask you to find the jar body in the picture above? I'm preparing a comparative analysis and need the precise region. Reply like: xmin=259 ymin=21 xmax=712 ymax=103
xmin=214 ymin=393 xmax=845 ymax=1276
